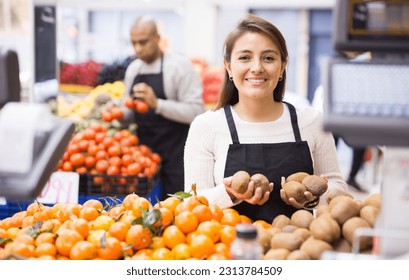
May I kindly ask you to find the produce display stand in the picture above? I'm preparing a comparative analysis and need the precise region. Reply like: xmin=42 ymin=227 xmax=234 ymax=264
xmin=0 ymin=171 xmax=161 ymax=220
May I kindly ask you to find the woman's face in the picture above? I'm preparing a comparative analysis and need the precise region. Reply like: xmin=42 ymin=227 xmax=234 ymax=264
xmin=225 ymin=32 xmax=287 ymax=101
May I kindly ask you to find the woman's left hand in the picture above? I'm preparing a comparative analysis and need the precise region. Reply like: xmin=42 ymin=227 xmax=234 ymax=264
xmin=279 ymin=176 xmax=316 ymax=209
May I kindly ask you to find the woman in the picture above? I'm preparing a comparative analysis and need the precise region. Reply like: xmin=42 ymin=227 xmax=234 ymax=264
xmin=184 ymin=14 xmax=347 ymax=223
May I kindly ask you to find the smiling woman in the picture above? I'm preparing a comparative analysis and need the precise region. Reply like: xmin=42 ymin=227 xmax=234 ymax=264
xmin=184 ymin=13 xmax=348 ymax=224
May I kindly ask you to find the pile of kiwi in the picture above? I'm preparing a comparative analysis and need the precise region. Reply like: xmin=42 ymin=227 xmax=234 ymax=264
xmin=256 ymin=172 xmax=381 ymax=260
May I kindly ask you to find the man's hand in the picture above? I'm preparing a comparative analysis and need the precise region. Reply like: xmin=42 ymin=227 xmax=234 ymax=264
xmin=133 ymin=82 xmax=158 ymax=109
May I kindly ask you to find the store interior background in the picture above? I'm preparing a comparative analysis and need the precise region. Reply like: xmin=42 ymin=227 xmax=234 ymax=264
xmin=0 ymin=0 xmax=380 ymax=199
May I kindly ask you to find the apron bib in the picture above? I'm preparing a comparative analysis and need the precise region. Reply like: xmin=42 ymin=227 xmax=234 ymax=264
xmin=131 ymin=55 xmax=190 ymax=199
xmin=223 ymin=102 xmax=313 ymax=223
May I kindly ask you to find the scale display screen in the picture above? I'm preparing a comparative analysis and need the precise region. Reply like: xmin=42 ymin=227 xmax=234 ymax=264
xmin=333 ymin=0 xmax=409 ymax=52
xmin=349 ymin=0 xmax=409 ymax=38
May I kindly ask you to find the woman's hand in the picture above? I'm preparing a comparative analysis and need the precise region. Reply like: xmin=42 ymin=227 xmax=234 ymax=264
xmin=224 ymin=176 xmax=273 ymax=205
xmin=279 ymin=176 xmax=316 ymax=209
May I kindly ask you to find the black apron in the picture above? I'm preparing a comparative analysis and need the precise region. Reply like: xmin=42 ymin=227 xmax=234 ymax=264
xmin=223 ymin=102 xmax=314 ymax=223
xmin=131 ymin=55 xmax=190 ymax=200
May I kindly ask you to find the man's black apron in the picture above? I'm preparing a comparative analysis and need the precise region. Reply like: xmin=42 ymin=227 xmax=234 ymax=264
xmin=223 ymin=102 xmax=314 ymax=223
xmin=131 ymin=55 xmax=190 ymax=200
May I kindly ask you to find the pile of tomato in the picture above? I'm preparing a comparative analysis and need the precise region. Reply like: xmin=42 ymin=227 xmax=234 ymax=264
xmin=57 ymin=122 xmax=160 ymax=179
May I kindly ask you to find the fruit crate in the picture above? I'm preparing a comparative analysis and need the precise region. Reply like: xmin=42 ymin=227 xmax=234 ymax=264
xmin=0 ymin=170 xmax=161 ymax=220
xmin=79 ymin=169 xmax=160 ymax=198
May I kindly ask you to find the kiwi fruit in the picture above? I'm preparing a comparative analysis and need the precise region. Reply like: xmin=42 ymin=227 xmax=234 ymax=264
xmin=231 ymin=170 xmax=251 ymax=193
xmin=329 ymin=196 xmax=361 ymax=225
xmin=342 ymin=217 xmax=372 ymax=250
xmin=309 ymin=214 xmax=341 ymax=244
xmin=282 ymin=181 xmax=307 ymax=203
xmin=300 ymin=237 xmax=333 ymax=260
xmin=272 ymin=215 xmax=291 ymax=229
xmin=250 ymin=173 xmax=271 ymax=196
xmin=270 ymin=232 xmax=303 ymax=251
xmin=263 ymin=248 xmax=290 ymax=260
xmin=286 ymin=172 xmax=310 ymax=183
xmin=290 ymin=209 xmax=314 ymax=229
xmin=359 ymin=205 xmax=380 ymax=227
xmin=286 ymin=250 xmax=311 ymax=260
xmin=302 ymin=175 xmax=328 ymax=196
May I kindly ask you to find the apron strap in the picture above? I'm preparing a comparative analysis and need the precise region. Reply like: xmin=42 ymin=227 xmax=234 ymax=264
xmin=223 ymin=104 xmax=240 ymax=144
xmin=224 ymin=102 xmax=302 ymax=144
xmin=283 ymin=101 xmax=302 ymax=142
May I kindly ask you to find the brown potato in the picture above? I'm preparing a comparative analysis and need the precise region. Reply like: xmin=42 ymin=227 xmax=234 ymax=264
xmin=302 ymin=175 xmax=328 ymax=196
xmin=282 ymin=181 xmax=307 ymax=203
xmin=231 ymin=170 xmax=250 ymax=194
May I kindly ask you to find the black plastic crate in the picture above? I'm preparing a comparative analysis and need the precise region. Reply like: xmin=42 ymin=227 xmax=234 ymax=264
xmin=79 ymin=170 xmax=160 ymax=198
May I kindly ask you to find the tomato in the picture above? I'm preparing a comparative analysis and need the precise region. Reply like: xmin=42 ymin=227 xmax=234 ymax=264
xmin=70 ymin=153 xmax=85 ymax=168
xmin=83 ymin=128 xmax=96 ymax=140
xmin=150 ymin=153 xmax=161 ymax=164
xmin=113 ymin=131 xmax=123 ymax=142
xmin=89 ymin=122 xmax=105 ymax=132
xmin=127 ymin=162 xmax=142 ymax=176
xmin=95 ymin=150 xmax=107 ymax=161
xmin=108 ymin=156 xmax=122 ymax=167
xmin=95 ymin=159 xmax=109 ymax=174
xmin=67 ymin=143 xmax=80 ymax=155
xmin=78 ymin=140 xmax=89 ymax=152
xmin=84 ymin=156 xmax=97 ymax=169
xmin=110 ymin=107 xmax=124 ymax=120
xmin=128 ymin=134 xmax=139 ymax=146
xmin=106 ymin=165 xmax=120 ymax=176
xmin=102 ymin=137 xmax=114 ymax=148
xmin=94 ymin=132 xmax=106 ymax=144
xmin=124 ymin=97 xmax=135 ymax=109
xmin=87 ymin=145 xmax=99 ymax=156
xmin=75 ymin=166 xmax=88 ymax=174
xmin=107 ymin=146 xmax=122 ymax=157
xmin=134 ymin=100 xmax=149 ymax=113
xmin=121 ymin=154 xmax=133 ymax=167
xmin=101 ymin=111 xmax=113 ymax=122
xmin=62 ymin=161 xmax=73 ymax=172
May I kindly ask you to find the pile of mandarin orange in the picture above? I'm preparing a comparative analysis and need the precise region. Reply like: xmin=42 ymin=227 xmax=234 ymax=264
xmin=0 ymin=193 xmax=269 ymax=260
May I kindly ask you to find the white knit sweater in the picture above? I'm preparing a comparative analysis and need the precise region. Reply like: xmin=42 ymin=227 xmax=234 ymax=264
xmin=184 ymin=103 xmax=348 ymax=209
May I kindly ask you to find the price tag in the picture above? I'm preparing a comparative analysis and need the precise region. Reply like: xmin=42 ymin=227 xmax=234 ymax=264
xmin=37 ymin=172 xmax=79 ymax=204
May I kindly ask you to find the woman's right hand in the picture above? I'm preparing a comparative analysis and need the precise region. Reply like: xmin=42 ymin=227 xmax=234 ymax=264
xmin=223 ymin=177 xmax=272 ymax=205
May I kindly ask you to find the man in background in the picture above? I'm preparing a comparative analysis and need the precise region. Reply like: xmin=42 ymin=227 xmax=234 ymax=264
xmin=123 ymin=16 xmax=205 ymax=200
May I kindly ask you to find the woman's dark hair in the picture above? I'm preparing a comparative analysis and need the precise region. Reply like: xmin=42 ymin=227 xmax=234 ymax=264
xmin=214 ymin=14 xmax=288 ymax=110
